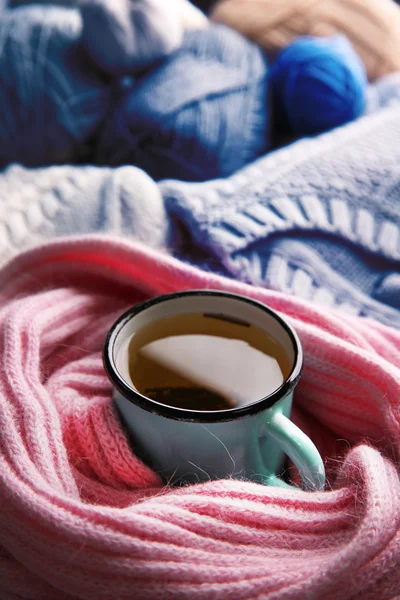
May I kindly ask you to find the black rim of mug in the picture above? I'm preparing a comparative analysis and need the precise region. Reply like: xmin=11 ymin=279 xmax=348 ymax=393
xmin=103 ymin=290 xmax=303 ymax=423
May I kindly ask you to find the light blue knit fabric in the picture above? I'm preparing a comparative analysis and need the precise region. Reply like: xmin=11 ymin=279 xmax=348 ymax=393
xmin=160 ymin=74 xmax=400 ymax=328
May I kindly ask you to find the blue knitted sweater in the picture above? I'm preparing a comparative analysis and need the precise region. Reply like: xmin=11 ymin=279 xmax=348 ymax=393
xmin=161 ymin=75 xmax=400 ymax=328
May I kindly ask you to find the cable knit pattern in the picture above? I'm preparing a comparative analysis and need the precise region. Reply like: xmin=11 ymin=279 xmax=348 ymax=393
xmin=1 ymin=235 xmax=400 ymax=599
xmin=0 ymin=164 xmax=171 ymax=268
xmin=0 ymin=74 xmax=399 ymax=328
xmin=161 ymin=73 xmax=400 ymax=327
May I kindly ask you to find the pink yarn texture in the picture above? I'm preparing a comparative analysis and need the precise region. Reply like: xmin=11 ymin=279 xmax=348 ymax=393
xmin=1 ymin=236 xmax=400 ymax=600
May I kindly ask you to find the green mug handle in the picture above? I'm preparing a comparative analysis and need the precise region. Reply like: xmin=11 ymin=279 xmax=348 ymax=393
xmin=256 ymin=409 xmax=326 ymax=491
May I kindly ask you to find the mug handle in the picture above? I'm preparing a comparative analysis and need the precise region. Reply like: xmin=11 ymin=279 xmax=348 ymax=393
xmin=261 ymin=410 xmax=326 ymax=491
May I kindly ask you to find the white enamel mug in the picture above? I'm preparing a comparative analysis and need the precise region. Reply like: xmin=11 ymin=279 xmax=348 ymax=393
xmin=103 ymin=291 xmax=325 ymax=490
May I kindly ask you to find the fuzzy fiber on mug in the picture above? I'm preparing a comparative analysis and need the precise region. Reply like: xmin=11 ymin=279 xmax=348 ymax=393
xmin=0 ymin=235 xmax=400 ymax=599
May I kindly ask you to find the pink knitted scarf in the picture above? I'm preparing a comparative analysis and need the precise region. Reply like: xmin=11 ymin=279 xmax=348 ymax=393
xmin=1 ymin=236 xmax=400 ymax=600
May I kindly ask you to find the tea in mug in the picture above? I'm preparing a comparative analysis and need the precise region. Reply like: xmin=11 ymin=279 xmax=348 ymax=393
xmin=128 ymin=312 xmax=291 ymax=411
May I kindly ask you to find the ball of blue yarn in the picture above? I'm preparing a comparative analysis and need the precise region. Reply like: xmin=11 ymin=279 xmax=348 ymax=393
xmin=97 ymin=25 xmax=270 ymax=182
xmin=0 ymin=5 xmax=110 ymax=168
xmin=270 ymin=35 xmax=367 ymax=136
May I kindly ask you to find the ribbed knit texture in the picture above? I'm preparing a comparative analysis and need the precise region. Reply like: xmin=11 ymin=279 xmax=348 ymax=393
xmin=1 ymin=235 xmax=400 ymax=599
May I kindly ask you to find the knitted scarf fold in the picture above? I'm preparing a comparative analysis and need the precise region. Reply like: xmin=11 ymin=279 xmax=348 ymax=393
xmin=1 ymin=235 xmax=400 ymax=600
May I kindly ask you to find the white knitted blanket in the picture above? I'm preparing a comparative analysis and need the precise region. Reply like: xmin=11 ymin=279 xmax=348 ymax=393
xmin=0 ymin=164 xmax=171 ymax=268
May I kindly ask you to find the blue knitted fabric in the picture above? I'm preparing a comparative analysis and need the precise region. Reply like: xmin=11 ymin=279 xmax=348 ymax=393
xmin=0 ymin=5 xmax=111 ymax=167
xmin=160 ymin=74 xmax=400 ymax=328
xmin=0 ymin=1 xmax=186 ymax=168
xmin=97 ymin=25 xmax=270 ymax=182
